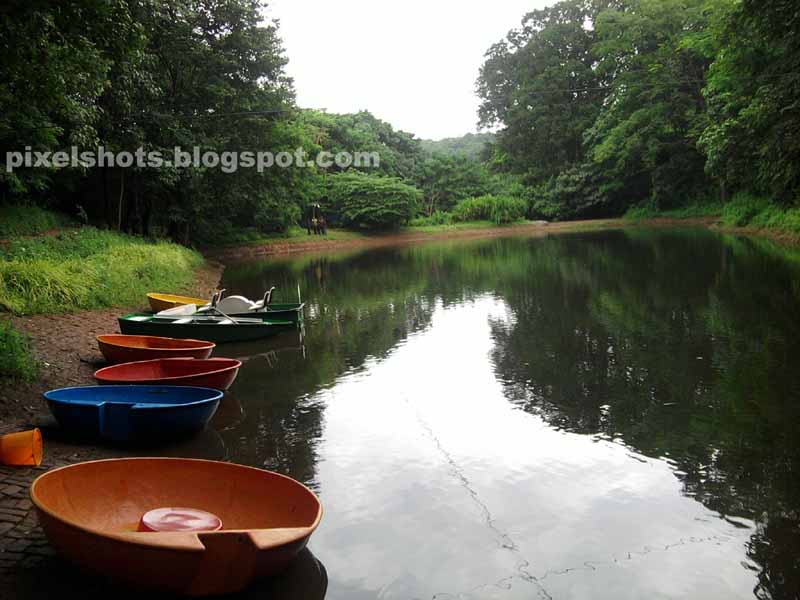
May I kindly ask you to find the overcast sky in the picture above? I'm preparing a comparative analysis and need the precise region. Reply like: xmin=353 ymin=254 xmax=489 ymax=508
xmin=265 ymin=1 xmax=551 ymax=141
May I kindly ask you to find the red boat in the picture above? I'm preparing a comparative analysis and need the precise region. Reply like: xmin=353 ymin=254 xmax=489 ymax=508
xmin=97 ymin=334 xmax=215 ymax=365
xmin=94 ymin=358 xmax=241 ymax=391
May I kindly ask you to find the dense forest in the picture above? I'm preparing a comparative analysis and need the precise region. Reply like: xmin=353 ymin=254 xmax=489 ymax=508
xmin=1 ymin=0 xmax=799 ymax=242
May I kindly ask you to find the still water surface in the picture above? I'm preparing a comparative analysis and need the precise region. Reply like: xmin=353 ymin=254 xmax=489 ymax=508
xmin=209 ymin=228 xmax=800 ymax=600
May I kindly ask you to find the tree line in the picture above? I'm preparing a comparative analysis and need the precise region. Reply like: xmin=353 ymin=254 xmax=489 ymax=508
xmin=477 ymin=0 xmax=800 ymax=220
xmin=1 ymin=0 xmax=797 ymax=242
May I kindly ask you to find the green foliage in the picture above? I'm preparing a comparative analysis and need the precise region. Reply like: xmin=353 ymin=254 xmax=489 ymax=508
xmin=528 ymin=163 xmax=612 ymax=221
xmin=701 ymin=0 xmax=800 ymax=203
xmin=420 ymin=133 xmax=495 ymax=160
xmin=0 ymin=205 xmax=74 ymax=238
xmin=721 ymin=193 xmax=800 ymax=234
xmin=409 ymin=211 xmax=454 ymax=228
xmin=327 ymin=172 xmax=421 ymax=230
xmin=452 ymin=195 xmax=526 ymax=226
xmin=476 ymin=0 xmax=800 ymax=225
xmin=624 ymin=199 xmax=724 ymax=220
xmin=0 ymin=228 xmax=203 ymax=314
xmin=0 ymin=321 xmax=38 ymax=381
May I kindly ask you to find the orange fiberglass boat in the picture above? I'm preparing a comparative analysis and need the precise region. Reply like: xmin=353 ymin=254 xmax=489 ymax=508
xmin=94 ymin=358 xmax=241 ymax=391
xmin=30 ymin=458 xmax=323 ymax=596
xmin=97 ymin=334 xmax=215 ymax=365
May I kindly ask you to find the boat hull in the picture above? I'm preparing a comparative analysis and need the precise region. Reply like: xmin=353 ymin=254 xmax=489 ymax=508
xmin=97 ymin=335 xmax=215 ymax=364
xmin=44 ymin=386 xmax=222 ymax=442
xmin=119 ymin=314 xmax=292 ymax=344
xmin=95 ymin=358 xmax=241 ymax=391
xmin=31 ymin=458 xmax=323 ymax=596
xmin=231 ymin=303 xmax=305 ymax=323
xmin=148 ymin=293 xmax=210 ymax=312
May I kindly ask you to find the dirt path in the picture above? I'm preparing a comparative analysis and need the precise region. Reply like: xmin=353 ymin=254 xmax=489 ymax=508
xmin=205 ymin=217 xmax=721 ymax=262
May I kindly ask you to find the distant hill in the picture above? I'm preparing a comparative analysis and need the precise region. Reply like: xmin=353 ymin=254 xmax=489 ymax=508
xmin=420 ymin=132 xmax=495 ymax=160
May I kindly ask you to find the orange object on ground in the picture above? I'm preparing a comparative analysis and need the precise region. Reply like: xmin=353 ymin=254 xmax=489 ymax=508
xmin=30 ymin=458 xmax=323 ymax=596
xmin=139 ymin=507 xmax=223 ymax=532
xmin=0 ymin=428 xmax=43 ymax=466
xmin=97 ymin=334 xmax=215 ymax=365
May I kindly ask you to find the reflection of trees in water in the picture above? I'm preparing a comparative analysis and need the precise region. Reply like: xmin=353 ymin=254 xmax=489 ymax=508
xmin=483 ymin=230 xmax=800 ymax=599
xmin=221 ymin=249 xmax=445 ymax=489
xmin=223 ymin=232 xmax=800 ymax=597
xmin=747 ymin=515 xmax=800 ymax=600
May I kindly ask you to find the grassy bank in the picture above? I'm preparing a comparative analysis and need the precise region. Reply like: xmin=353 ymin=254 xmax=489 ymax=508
xmin=624 ymin=200 xmax=724 ymax=220
xmin=0 ymin=204 xmax=75 ymax=237
xmin=0 ymin=321 xmax=39 ymax=380
xmin=718 ymin=193 xmax=800 ymax=235
xmin=624 ymin=194 xmax=800 ymax=239
xmin=207 ymin=226 xmax=366 ymax=248
xmin=0 ymin=227 xmax=204 ymax=314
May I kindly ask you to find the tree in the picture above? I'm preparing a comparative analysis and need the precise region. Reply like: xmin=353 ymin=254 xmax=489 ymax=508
xmin=326 ymin=172 xmax=420 ymax=230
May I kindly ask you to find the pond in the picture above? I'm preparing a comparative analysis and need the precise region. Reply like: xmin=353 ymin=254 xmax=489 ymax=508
xmin=210 ymin=227 xmax=800 ymax=600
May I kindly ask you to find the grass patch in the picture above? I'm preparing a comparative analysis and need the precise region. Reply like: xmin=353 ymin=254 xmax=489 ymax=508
xmin=720 ymin=193 xmax=800 ymax=235
xmin=0 ymin=321 xmax=39 ymax=381
xmin=0 ymin=205 xmax=74 ymax=238
xmin=0 ymin=227 xmax=204 ymax=314
xmin=624 ymin=200 xmax=724 ymax=220
xmin=407 ymin=218 xmax=544 ymax=234
xmin=209 ymin=226 xmax=366 ymax=248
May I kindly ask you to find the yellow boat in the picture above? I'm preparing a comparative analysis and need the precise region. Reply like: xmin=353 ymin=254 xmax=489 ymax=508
xmin=147 ymin=292 xmax=210 ymax=312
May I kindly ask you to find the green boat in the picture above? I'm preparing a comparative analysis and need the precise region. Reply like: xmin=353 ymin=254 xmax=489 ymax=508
xmin=118 ymin=313 xmax=295 ymax=344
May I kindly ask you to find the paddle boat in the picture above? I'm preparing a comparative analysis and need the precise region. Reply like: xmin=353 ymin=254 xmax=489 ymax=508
xmin=95 ymin=358 xmax=241 ymax=391
xmin=97 ymin=334 xmax=215 ymax=365
xmin=31 ymin=457 xmax=323 ymax=595
xmin=148 ymin=292 xmax=211 ymax=313
xmin=150 ymin=288 xmax=305 ymax=323
xmin=44 ymin=386 xmax=222 ymax=442
xmin=118 ymin=313 xmax=294 ymax=344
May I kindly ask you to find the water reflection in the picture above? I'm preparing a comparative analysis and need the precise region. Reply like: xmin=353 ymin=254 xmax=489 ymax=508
xmin=13 ymin=548 xmax=327 ymax=600
xmin=218 ymin=229 xmax=800 ymax=599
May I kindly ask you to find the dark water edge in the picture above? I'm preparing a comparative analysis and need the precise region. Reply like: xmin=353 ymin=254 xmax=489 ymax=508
xmin=208 ymin=227 xmax=800 ymax=600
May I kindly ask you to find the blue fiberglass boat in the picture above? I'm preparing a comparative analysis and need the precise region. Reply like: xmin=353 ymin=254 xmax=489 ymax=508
xmin=44 ymin=386 xmax=223 ymax=442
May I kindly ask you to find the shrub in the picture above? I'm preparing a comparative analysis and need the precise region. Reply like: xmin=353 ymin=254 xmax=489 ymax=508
xmin=0 ymin=204 xmax=74 ymax=238
xmin=409 ymin=211 xmax=453 ymax=227
xmin=0 ymin=228 xmax=203 ymax=314
xmin=327 ymin=172 xmax=421 ymax=230
xmin=721 ymin=193 xmax=773 ymax=227
xmin=452 ymin=195 xmax=526 ymax=225
xmin=0 ymin=321 xmax=38 ymax=381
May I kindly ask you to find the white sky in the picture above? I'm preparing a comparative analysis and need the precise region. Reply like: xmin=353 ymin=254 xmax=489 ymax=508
xmin=265 ymin=1 xmax=552 ymax=140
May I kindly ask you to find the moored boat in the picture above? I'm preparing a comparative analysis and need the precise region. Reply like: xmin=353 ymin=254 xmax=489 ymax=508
xmin=44 ymin=386 xmax=222 ymax=442
xmin=119 ymin=313 xmax=294 ymax=344
xmin=147 ymin=292 xmax=210 ymax=312
xmin=95 ymin=358 xmax=241 ymax=390
xmin=97 ymin=334 xmax=215 ymax=364
xmin=31 ymin=457 xmax=323 ymax=595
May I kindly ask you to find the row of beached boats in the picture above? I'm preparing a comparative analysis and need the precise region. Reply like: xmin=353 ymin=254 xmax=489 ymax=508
xmin=28 ymin=288 xmax=322 ymax=596
xmin=46 ymin=288 xmax=303 ymax=441
xmin=114 ymin=289 xmax=306 ymax=343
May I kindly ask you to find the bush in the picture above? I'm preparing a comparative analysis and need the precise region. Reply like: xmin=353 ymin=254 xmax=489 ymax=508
xmin=0 ymin=204 xmax=74 ymax=238
xmin=527 ymin=164 xmax=611 ymax=221
xmin=452 ymin=195 xmax=526 ymax=225
xmin=409 ymin=211 xmax=453 ymax=227
xmin=721 ymin=192 xmax=800 ymax=234
xmin=327 ymin=172 xmax=421 ymax=230
xmin=0 ymin=321 xmax=38 ymax=381
xmin=0 ymin=228 xmax=203 ymax=314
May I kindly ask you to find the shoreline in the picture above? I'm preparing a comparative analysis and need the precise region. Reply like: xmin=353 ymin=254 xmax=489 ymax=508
xmin=204 ymin=216 xmax=761 ymax=263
